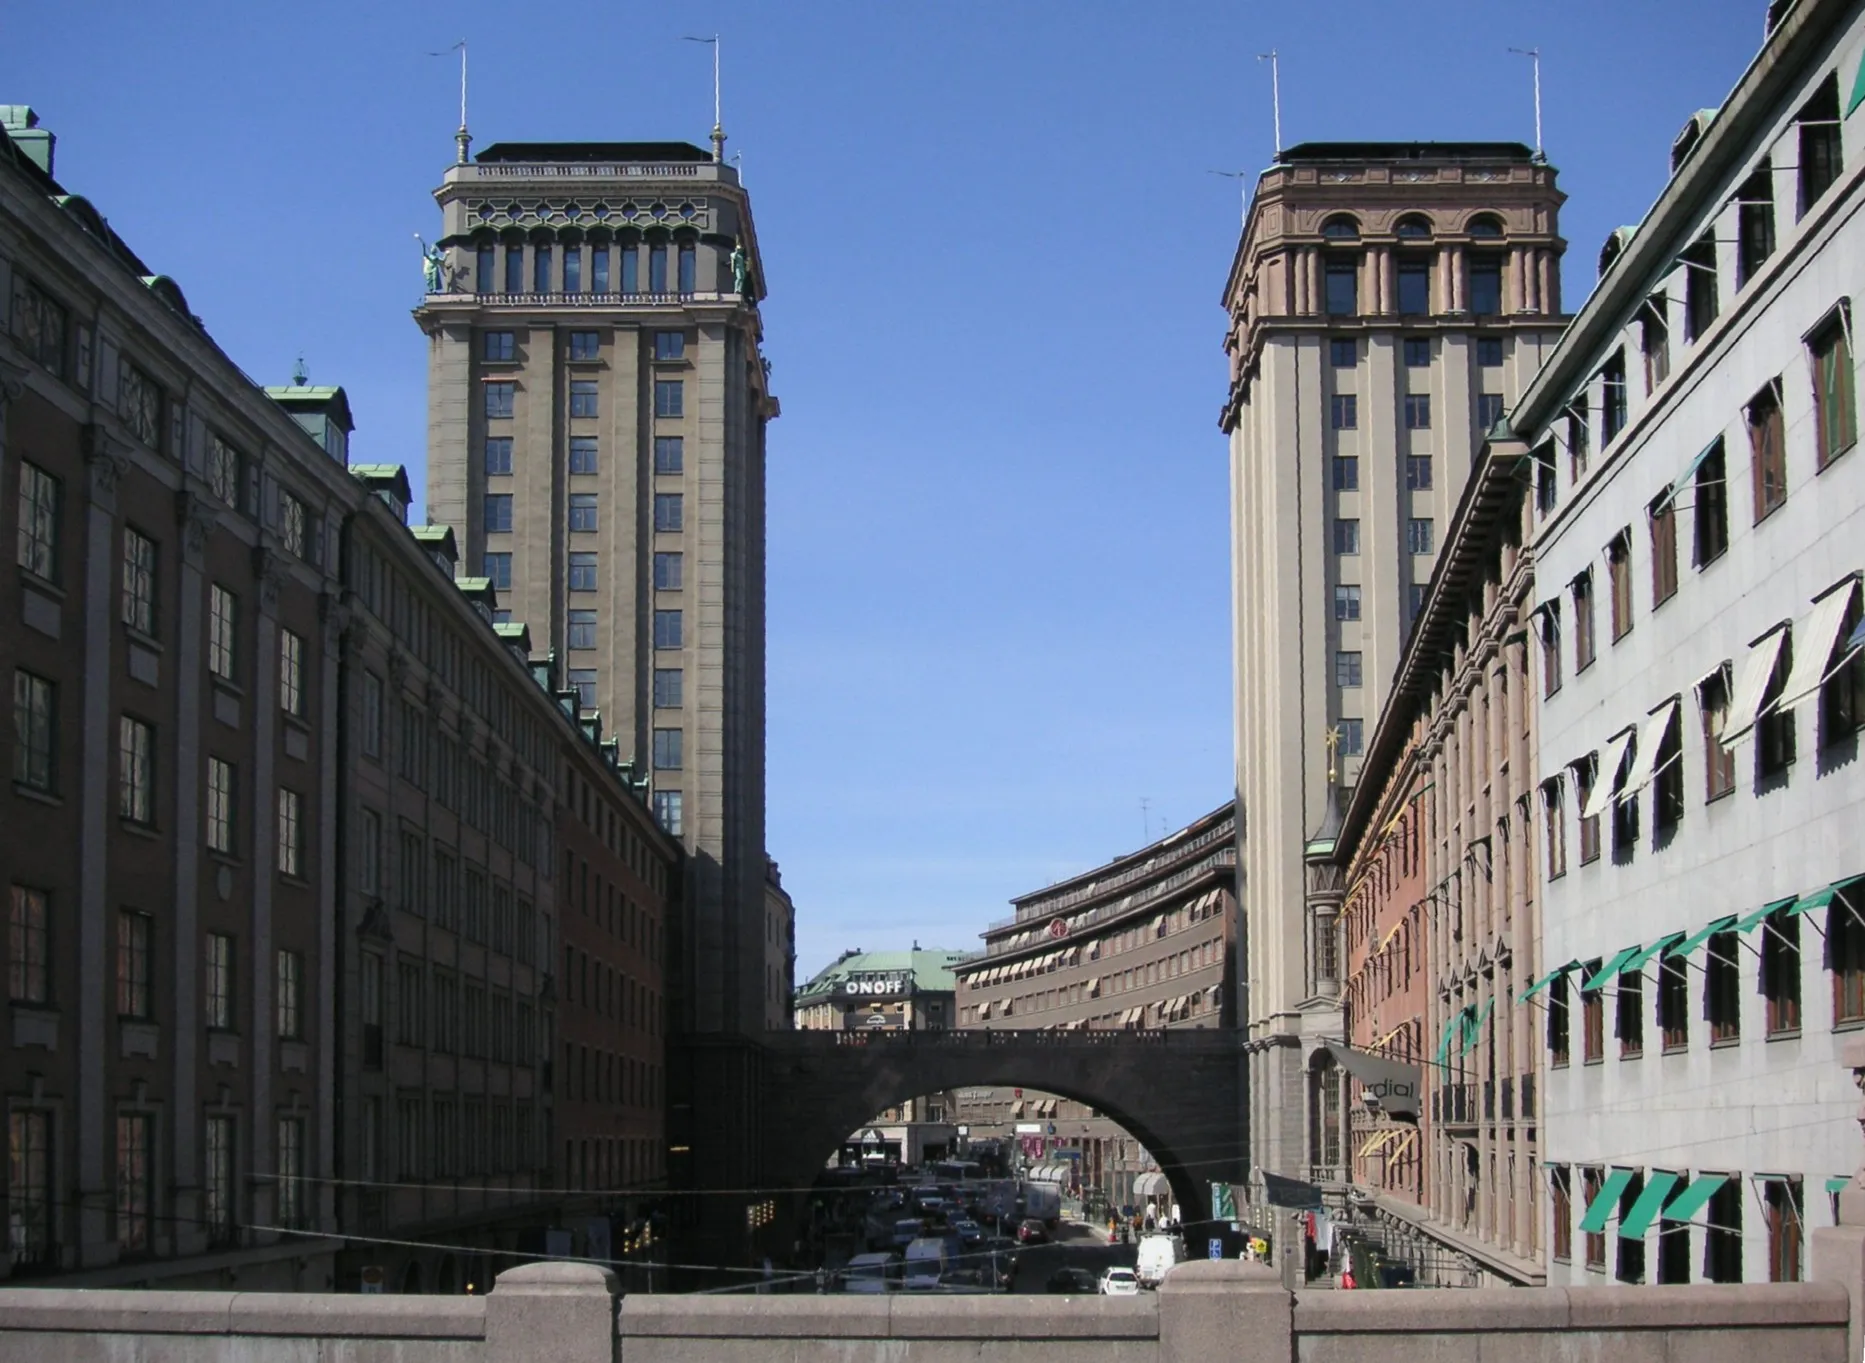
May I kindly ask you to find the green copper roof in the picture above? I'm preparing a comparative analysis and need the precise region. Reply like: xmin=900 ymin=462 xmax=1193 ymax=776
xmin=454 ymin=576 xmax=493 ymax=595
xmin=494 ymin=621 xmax=530 ymax=647
xmin=795 ymin=947 xmax=969 ymax=1003
xmin=410 ymin=525 xmax=457 ymax=553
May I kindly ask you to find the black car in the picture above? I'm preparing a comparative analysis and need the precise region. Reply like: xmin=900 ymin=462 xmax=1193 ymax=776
xmin=1045 ymin=1266 xmax=1101 ymax=1295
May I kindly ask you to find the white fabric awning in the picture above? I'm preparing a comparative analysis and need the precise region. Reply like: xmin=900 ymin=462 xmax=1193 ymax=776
xmin=1780 ymin=579 xmax=1860 ymax=710
xmin=1618 ymin=700 xmax=1680 ymax=798
xmin=1133 ymin=1171 xmax=1168 ymax=1197
xmin=1724 ymin=625 xmax=1790 ymax=744
xmin=1581 ymin=728 xmax=1637 ymax=820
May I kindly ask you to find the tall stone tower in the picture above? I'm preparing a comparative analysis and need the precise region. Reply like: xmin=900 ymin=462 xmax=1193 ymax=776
xmin=1218 ymin=142 xmax=1565 ymax=1196
xmin=415 ymin=136 xmax=778 ymax=1038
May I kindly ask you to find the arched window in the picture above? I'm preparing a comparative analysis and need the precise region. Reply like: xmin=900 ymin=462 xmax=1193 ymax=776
xmin=1467 ymin=214 xmax=1505 ymax=240
xmin=1321 ymin=214 xmax=1361 ymax=241
xmin=1395 ymin=214 xmax=1433 ymax=240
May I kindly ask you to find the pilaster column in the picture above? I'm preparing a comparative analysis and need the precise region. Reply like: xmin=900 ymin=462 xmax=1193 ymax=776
xmin=247 ymin=547 xmax=283 ymax=1238
xmin=315 ymin=587 xmax=346 ymax=1232
xmin=1450 ymin=247 xmax=1467 ymax=314
xmin=76 ymin=428 xmax=129 ymax=1267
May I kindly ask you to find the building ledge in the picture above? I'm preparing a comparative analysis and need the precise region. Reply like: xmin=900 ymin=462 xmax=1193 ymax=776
xmin=1354 ymin=1190 xmax=1545 ymax=1285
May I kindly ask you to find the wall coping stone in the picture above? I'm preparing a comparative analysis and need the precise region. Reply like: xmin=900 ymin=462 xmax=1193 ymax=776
xmin=0 ymin=1287 xmax=487 ymax=1338
xmin=1294 ymin=1283 xmax=1850 ymax=1334
xmin=491 ymin=1262 xmax=618 ymax=1296
xmin=619 ymin=1293 xmax=1158 ymax=1340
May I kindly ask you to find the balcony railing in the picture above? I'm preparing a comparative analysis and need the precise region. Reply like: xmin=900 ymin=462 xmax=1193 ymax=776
xmin=970 ymin=846 xmax=1235 ymax=961
xmin=422 ymin=290 xmax=745 ymax=308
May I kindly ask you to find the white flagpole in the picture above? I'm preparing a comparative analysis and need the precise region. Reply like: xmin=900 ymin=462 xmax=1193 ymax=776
xmin=1256 ymin=51 xmax=1281 ymax=155
xmin=683 ymin=35 xmax=724 ymax=160
xmin=1508 ymin=47 xmax=1542 ymax=158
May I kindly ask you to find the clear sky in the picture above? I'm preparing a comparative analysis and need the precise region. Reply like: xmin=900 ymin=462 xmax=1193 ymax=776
xmin=6 ymin=0 xmax=1772 ymax=980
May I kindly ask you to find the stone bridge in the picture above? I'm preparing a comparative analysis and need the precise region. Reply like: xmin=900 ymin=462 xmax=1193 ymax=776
xmin=758 ymin=1027 xmax=1247 ymax=1224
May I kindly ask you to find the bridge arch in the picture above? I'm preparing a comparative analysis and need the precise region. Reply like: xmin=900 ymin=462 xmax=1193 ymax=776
xmin=759 ymin=1029 xmax=1245 ymax=1231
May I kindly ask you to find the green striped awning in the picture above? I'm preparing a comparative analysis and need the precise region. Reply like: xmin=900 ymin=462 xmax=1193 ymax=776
xmin=1661 ymin=1174 xmax=1729 ymax=1224
xmin=1517 ymin=960 xmax=1581 ymax=1004
xmin=1434 ymin=1008 xmax=1471 ymax=1066
xmin=1458 ymin=999 xmax=1495 ymax=1056
xmin=1581 ymin=946 xmax=1644 ymax=993
xmin=1578 ymin=1169 xmax=1636 ymax=1234
xmin=1665 ymin=916 xmax=1739 ymax=961
xmin=1789 ymin=876 xmax=1865 ymax=918
xmin=1618 ymin=1171 xmax=1681 ymax=1239
xmin=1617 ymin=933 xmax=1687 ymax=974
xmin=1850 ymin=49 xmax=1865 ymax=116
xmin=1827 ymin=1176 xmax=1853 ymax=1194
xmin=1734 ymin=898 xmax=1798 ymax=934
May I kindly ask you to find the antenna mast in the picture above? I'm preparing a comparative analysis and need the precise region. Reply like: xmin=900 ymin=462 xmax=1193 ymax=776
xmin=683 ymin=35 xmax=724 ymax=161
xmin=1509 ymin=46 xmax=1543 ymax=159
xmin=1257 ymin=51 xmax=1282 ymax=156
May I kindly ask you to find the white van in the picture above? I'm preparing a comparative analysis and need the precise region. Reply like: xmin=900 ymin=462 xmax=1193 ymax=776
xmin=902 ymin=1237 xmax=951 ymax=1290
xmin=1135 ymin=1233 xmax=1186 ymax=1288
xmin=843 ymin=1252 xmax=899 ymax=1294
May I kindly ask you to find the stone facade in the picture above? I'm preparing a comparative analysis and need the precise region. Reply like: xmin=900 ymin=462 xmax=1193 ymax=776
xmin=1220 ymin=142 xmax=1567 ymax=1198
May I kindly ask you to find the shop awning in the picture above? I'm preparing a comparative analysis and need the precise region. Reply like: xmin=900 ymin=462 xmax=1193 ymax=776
xmin=1357 ymin=1129 xmax=1399 ymax=1157
xmin=1723 ymin=626 xmax=1790 ymax=745
xmin=1459 ymin=999 xmax=1494 ymax=1055
xmin=1581 ymin=729 xmax=1637 ymax=820
xmin=1578 ymin=1169 xmax=1637 ymax=1234
xmin=1518 ymin=960 xmax=1581 ymax=1004
xmin=1828 ymin=1176 xmax=1853 ymax=1194
xmin=1734 ymin=897 xmax=1798 ymax=934
xmin=1665 ymin=915 xmax=1739 ymax=960
xmin=1790 ymin=876 xmax=1865 ymax=917
xmin=1661 ymin=1173 xmax=1729 ymax=1224
xmin=1618 ymin=932 xmax=1687 ymax=974
xmin=1779 ymin=579 xmax=1861 ymax=710
xmin=1133 ymin=1172 xmax=1168 ymax=1197
xmin=1435 ymin=1007 xmax=1472 ymax=1065
xmin=1618 ymin=1170 xmax=1682 ymax=1239
xmin=1582 ymin=945 xmax=1646 ymax=993
xmin=979 ymin=1000 xmax=994 ymax=1020
xmin=1384 ymin=1131 xmax=1418 ymax=1160
xmin=1617 ymin=701 xmax=1680 ymax=799
xmin=1669 ymin=438 xmax=1722 ymax=503
xmin=1086 ymin=977 xmax=1100 ymax=997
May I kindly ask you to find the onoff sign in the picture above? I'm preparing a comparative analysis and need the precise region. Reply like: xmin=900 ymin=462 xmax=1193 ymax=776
xmin=840 ymin=974 xmax=909 ymax=997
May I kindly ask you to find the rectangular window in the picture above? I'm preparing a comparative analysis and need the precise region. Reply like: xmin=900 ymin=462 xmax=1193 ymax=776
xmin=1549 ymin=974 xmax=1571 ymax=1068
xmin=119 ymin=715 xmax=153 ymax=825
xmin=1812 ymin=309 xmax=1857 ymax=469
xmin=121 ymin=363 xmax=164 ymax=449
xmin=1765 ymin=1178 xmax=1803 ymax=1283
xmin=278 ymin=492 xmax=307 ymax=560
xmin=1582 ymin=959 xmax=1605 ymax=1062
xmin=1332 ymin=456 xmax=1359 ymax=491
xmin=1324 ymin=261 xmax=1358 ymax=316
xmin=1396 ymin=261 xmax=1430 ymax=315
xmin=1477 ymin=392 xmax=1505 ymax=432
xmin=208 ymin=585 xmax=237 ymax=681
xmin=567 ymin=669 xmax=597 ymax=710
xmin=504 ymin=246 xmax=525 ymax=294
xmin=276 ymin=1117 xmax=305 ymax=1230
xmin=1329 ymin=338 xmax=1356 ymax=368
xmin=1822 ymin=589 xmax=1865 ymax=743
xmin=568 ymin=436 xmax=598 ymax=474
xmin=533 ymin=244 xmax=553 ymax=293
xmin=1332 ymin=518 xmax=1360 ymax=555
xmin=17 ymin=461 xmax=59 ymax=583
xmin=655 ymin=379 xmax=684 ymax=418
xmin=1707 ymin=930 xmax=1741 ymax=1044
xmin=1607 ymin=532 xmax=1633 ymax=640
xmin=1469 ymin=257 xmax=1503 ymax=316
xmin=1653 ymin=952 xmax=1689 ymax=1052
xmin=482 ymin=552 xmax=512 ymax=589
xmin=1697 ymin=664 xmax=1737 ymax=801
xmin=203 ymin=1114 xmax=236 ymax=1245
xmin=484 ymin=494 xmax=513 ymax=534
xmin=1650 ymin=494 xmax=1679 ymax=606
xmin=1551 ymin=1167 xmax=1573 ymax=1262
xmin=206 ymin=757 xmax=235 ymax=854
xmin=591 ymin=249 xmax=610 ymax=293
xmin=482 ymin=331 xmax=515 ymax=362
xmin=620 ymin=246 xmax=638 ymax=294
xmin=1580 ymin=1166 xmax=1605 ymax=1267
xmin=652 ymin=728 xmax=683 ymax=770
xmin=117 ymin=909 xmax=151 ymax=1018
xmin=1477 ymin=336 xmax=1504 ymax=368
xmin=12 ymin=671 xmax=55 ymax=793
xmin=1643 ymin=300 xmax=1672 ymax=391
xmin=484 ymin=382 xmax=516 ymax=422
xmin=568 ymin=552 xmax=598 ymax=592
xmin=678 ymin=244 xmax=696 ymax=294
xmin=1695 ymin=438 xmax=1729 ymax=566
xmin=279 ymin=629 xmax=306 ymax=719
xmin=1573 ymin=571 xmax=1596 ymax=671
xmin=653 ymin=790 xmax=684 ymax=837
xmin=1684 ymin=233 xmax=1719 ymax=341
xmin=1706 ymin=1179 xmax=1743 ymax=1283
xmin=205 ymin=932 xmax=233 ymax=1029
xmin=115 ymin=1113 xmax=152 ymax=1252
xmin=1574 ymin=758 xmax=1601 ymax=865
xmin=1759 ymin=633 xmax=1797 ymax=778
xmin=655 ymin=331 xmax=686 ymax=361
xmin=568 ymin=493 xmax=597 ymax=532
xmin=1798 ymin=75 xmax=1842 ymax=216
xmin=1403 ymin=337 xmax=1431 ymax=368
xmin=654 ymin=493 xmax=684 ymax=532
xmin=653 ymin=668 xmax=684 ymax=708
xmin=1566 ymin=401 xmax=1591 ymax=482
xmin=569 ymin=379 xmax=598 ymax=419
xmin=1737 ymin=163 xmax=1776 ymax=285
xmin=654 ymin=435 xmax=684 ymax=474
xmin=277 ymin=788 xmax=303 ymax=878
xmin=1330 ymin=394 xmax=1357 ymax=430
xmin=1337 ymin=718 xmax=1364 ymax=756
xmin=654 ymin=551 xmax=683 ymax=590
xmin=567 ymin=610 xmax=597 ymax=650
xmin=1763 ymin=909 xmax=1801 ymax=1036
xmin=360 ymin=672 xmax=383 ymax=758
xmin=1405 ymin=455 xmax=1433 ymax=491
xmin=654 ymin=610 xmax=683 ymax=649
xmin=1831 ymin=894 xmax=1865 ymax=1024
xmin=122 ymin=527 xmax=156 ymax=635
xmin=8 ymin=886 xmax=48 ymax=1004
xmin=1407 ymin=518 xmax=1434 ymax=555
xmin=1540 ymin=604 xmax=1562 ymax=696
xmin=1542 ymin=778 xmax=1567 ymax=879
xmin=1750 ymin=382 xmax=1787 ymax=522
xmin=1332 ymin=585 xmax=1361 ymax=621
xmin=1601 ymin=353 xmax=1627 ymax=442
xmin=1334 ymin=651 xmax=1362 ymax=689
xmin=11 ymin=274 xmax=68 ymax=378
xmin=1404 ymin=393 xmax=1431 ymax=430
xmin=563 ymin=248 xmax=582 ymax=295
xmin=277 ymin=947 xmax=303 ymax=1039
xmin=207 ymin=435 xmax=243 ymax=510
xmin=484 ymin=437 xmax=513 ymax=476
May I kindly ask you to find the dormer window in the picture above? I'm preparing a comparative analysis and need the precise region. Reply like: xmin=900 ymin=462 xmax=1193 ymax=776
xmin=377 ymin=491 xmax=406 ymax=521
xmin=1321 ymin=215 xmax=1360 ymax=241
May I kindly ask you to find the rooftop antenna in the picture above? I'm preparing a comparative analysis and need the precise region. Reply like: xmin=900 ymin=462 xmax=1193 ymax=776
xmin=1139 ymin=797 xmax=1152 ymax=844
xmin=1208 ymin=170 xmax=1248 ymax=227
xmin=1508 ymin=46 xmax=1543 ymax=160
xmin=1256 ymin=51 xmax=1282 ymax=156
xmin=428 ymin=40 xmax=470 ymax=163
xmin=682 ymin=34 xmax=724 ymax=162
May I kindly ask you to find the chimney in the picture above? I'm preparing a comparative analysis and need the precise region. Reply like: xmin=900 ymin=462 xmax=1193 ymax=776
xmin=1 ymin=107 xmax=54 ymax=176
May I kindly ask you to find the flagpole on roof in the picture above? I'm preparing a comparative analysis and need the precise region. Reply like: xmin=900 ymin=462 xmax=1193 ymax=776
xmin=1256 ymin=51 xmax=1282 ymax=156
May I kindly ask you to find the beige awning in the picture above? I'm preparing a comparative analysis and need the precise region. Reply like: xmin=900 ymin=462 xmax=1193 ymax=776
xmin=1087 ymin=977 xmax=1100 ymax=997
xmin=1781 ymin=579 xmax=1860 ymax=710
xmin=1580 ymin=728 xmax=1636 ymax=820
xmin=1618 ymin=699 xmax=1680 ymax=798
xmin=1724 ymin=625 xmax=1790 ymax=744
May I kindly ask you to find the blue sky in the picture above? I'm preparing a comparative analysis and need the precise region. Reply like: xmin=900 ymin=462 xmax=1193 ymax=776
xmin=6 ymin=1 xmax=1770 ymax=980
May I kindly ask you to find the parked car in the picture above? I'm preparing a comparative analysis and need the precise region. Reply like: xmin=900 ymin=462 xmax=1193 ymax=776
xmin=1100 ymin=1267 xmax=1140 ymax=1296
xmin=1045 ymin=1266 xmax=1100 ymax=1295
xmin=1016 ymin=1218 xmax=1049 ymax=1245
xmin=951 ymin=1218 xmax=985 ymax=1248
